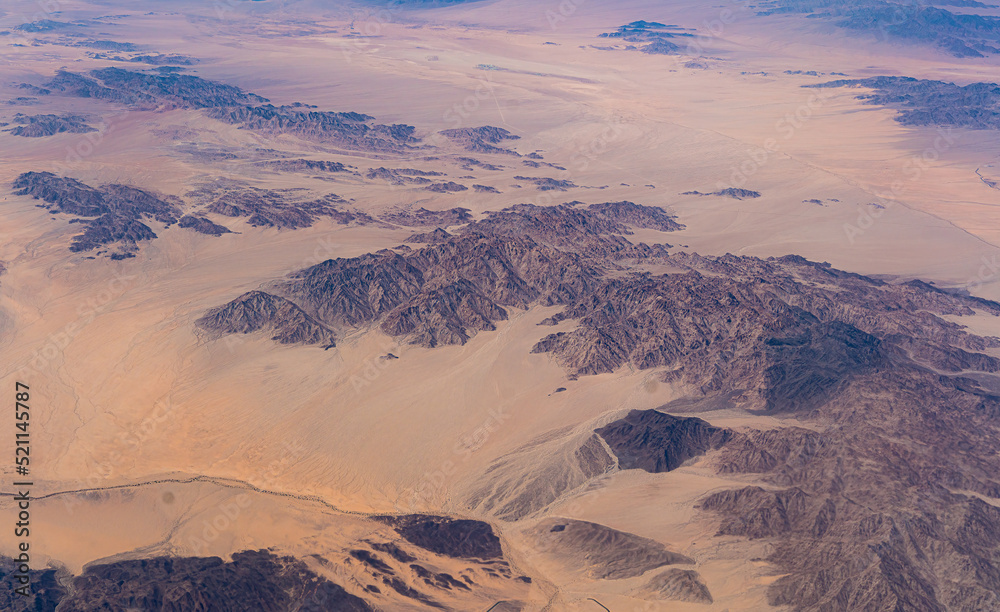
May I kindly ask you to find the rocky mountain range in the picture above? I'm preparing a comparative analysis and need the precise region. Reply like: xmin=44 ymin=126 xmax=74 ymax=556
xmin=756 ymin=0 xmax=1000 ymax=57
xmin=0 ymin=514 xmax=528 ymax=611
xmin=809 ymin=76 xmax=1000 ymax=130
xmin=7 ymin=113 xmax=97 ymax=137
xmin=198 ymin=199 xmax=1000 ymax=610
xmin=198 ymin=201 xmax=682 ymax=347
xmin=29 ymin=67 xmax=418 ymax=153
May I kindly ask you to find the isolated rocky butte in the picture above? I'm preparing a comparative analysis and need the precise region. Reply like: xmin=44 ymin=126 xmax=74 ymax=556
xmin=455 ymin=156 xmax=504 ymax=171
xmin=13 ymin=19 xmax=77 ymax=32
xmin=10 ymin=172 xmax=375 ymax=253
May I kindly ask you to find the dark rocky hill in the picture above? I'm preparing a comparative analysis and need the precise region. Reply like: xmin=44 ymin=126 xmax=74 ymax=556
xmin=11 ymin=172 xmax=374 ymax=255
xmin=257 ymin=159 xmax=352 ymax=174
xmin=439 ymin=126 xmax=521 ymax=156
xmin=594 ymin=409 xmax=732 ymax=472
xmin=598 ymin=21 xmax=691 ymax=55
xmin=197 ymin=291 xmax=336 ymax=346
xmin=809 ymin=76 xmax=1000 ymax=130
xmin=12 ymin=171 xmax=183 ymax=257
xmin=8 ymin=113 xmax=97 ymax=137
xmin=380 ymin=207 xmax=472 ymax=227
xmin=1 ymin=550 xmax=373 ymax=612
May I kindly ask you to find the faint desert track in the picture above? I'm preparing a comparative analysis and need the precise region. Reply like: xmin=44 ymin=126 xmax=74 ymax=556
xmin=0 ymin=474 xmax=377 ymax=517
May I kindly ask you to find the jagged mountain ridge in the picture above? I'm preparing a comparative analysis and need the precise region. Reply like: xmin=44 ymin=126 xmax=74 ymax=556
xmin=199 ymin=201 xmax=681 ymax=347
xmin=36 ymin=67 xmax=418 ymax=152
xmin=808 ymin=76 xmax=1000 ymax=130
xmin=12 ymin=171 xmax=184 ymax=258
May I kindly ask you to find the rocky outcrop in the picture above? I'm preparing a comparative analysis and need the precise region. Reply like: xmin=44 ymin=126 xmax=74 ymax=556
xmin=245 ymin=230 xmax=598 ymax=347
xmin=382 ymin=207 xmax=471 ymax=228
xmin=365 ymin=167 xmax=443 ymax=184
xmin=0 ymin=556 xmax=67 ymax=612
xmin=809 ymin=76 xmax=1000 ymax=130
xmin=39 ymin=68 xmax=416 ymax=152
xmin=464 ymin=201 xmax=680 ymax=257
xmin=177 ymin=215 xmax=232 ymax=236
xmin=196 ymin=186 xmax=364 ymax=229
xmin=44 ymin=67 xmax=266 ymax=108
xmin=53 ymin=550 xmax=372 ymax=612
xmin=200 ymin=202 xmax=677 ymax=348
xmin=599 ymin=21 xmax=686 ymax=55
xmin=530 ymin=253 xmax=993 ymax=390
xmin=197 ymin=291 xmax=335 ymax=345
xmin=13 ymin=171 xmax=111 ymax=217
xmin=206 ymin=105 xmax=417 ymax=152
xmin=683 ymin=187 xmax=761 ymax=199
xmin=10 ymin=171 xmax=374 ymax=253
xmin=456 ymin=157 xmax=504 ymax=171
xmin=405 ymin=228 xmax=454 ymax=244
xmin=585 ymin=200 xmax=685 ymax=231
xmin=377 ymin=515 xmax=504 ymax=561
xmin=380 ymin=278 xmax=508 ymax=347
xmin=636 ymin=568 xmax=714 ymax=604
xmin=424 ymin=181 xmax=468 ymax=193
xmin=594 ymin=409 xmax=732 ymax=472
xmin=12 ymin=171 xmax=182 ymax=256
xmin=512 ymin=176 xmax=576 ymax=191
xmin=9 ymin=113 xmax=97 ymax=137
xmin=439 ymin=126 xmax=521 ymax=156
xmin=14 ymin=19 xmax=77 ymax=32
xmin=257 ymin=159 xmax=352 ymax=174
